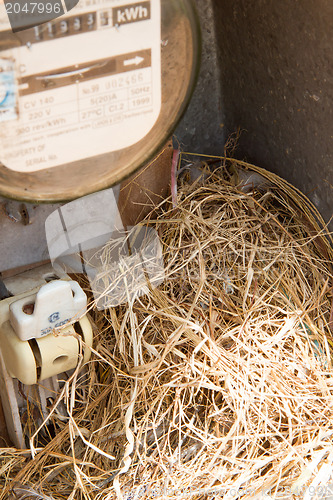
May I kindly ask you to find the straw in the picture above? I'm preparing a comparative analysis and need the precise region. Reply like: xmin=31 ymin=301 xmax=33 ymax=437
xmin=1 ymin=155 xmax=333 ymax=500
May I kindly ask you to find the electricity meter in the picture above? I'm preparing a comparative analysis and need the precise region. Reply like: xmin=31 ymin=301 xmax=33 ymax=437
xmin=0 ymin=0 xmax=200 ymax=202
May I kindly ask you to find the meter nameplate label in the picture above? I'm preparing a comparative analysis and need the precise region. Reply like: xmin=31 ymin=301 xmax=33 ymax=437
xmin=0 ymin=0 xmax=161 ymax=172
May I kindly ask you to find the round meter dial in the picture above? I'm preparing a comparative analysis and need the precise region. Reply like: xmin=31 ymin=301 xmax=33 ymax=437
xmin=0 ymin=0 xmax=200 ymax=202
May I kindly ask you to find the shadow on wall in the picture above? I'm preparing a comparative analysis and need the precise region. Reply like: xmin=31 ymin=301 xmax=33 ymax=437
xmin=214 ymin=0 xmax=333 ymax=228
xmin=175 ymin=0 xmax=225 ymax=155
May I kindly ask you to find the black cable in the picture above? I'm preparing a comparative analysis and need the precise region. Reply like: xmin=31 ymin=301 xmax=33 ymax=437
xmin=0 ymin=277 xmax=12 ymax=299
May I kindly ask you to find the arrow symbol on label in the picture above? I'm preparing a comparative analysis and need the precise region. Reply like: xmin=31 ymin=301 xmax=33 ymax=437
xmin=123 ymin=56 xmax=144 ymax=67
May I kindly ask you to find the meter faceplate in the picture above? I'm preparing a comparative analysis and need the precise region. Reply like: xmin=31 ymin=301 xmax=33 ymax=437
xmin=0 ymin=0 xmax=200 ymax=202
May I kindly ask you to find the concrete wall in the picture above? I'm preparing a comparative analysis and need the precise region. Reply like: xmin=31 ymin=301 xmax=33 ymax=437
xmin=175 ymin=0 xmax=225 ymax=155
xmin=178 ymin=0 xmax=333 ymax=225
xmin=213 ymin=0 xmax=333 ymax=227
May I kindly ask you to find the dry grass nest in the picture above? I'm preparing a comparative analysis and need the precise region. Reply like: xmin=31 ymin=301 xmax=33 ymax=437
xmin=2 ymin=156 xmax=333 ymax=500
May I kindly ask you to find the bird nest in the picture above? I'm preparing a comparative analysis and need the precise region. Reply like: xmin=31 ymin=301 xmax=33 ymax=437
xmin=2 ymin=155 xmax=333 ymax=500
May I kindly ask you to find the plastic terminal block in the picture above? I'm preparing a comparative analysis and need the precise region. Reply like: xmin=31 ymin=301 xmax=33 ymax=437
xmin=0 ymin=264 xmax=93 ymax=385
xmin=9 ymin=279 xmax=87 ymax=341
xmin=0 ymin=264 xmax=93 ymax=448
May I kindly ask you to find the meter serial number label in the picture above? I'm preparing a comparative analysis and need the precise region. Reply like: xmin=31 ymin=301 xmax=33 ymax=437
xmin=79 ymin=71 xmax=153 ymax=121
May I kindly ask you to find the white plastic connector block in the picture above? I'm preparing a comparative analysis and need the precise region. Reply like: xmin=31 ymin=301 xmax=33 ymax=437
xmin=0 ymin=264 xmax=92 ymax=385
xmin=0 ymin=264 xmax=93 ymax=448
xmin=9 ymin=280 xmax=87 ymax=341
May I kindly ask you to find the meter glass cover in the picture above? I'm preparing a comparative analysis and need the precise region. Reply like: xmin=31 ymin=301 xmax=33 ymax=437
xmin=0 ymin=0 xmax=200 ymax=202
